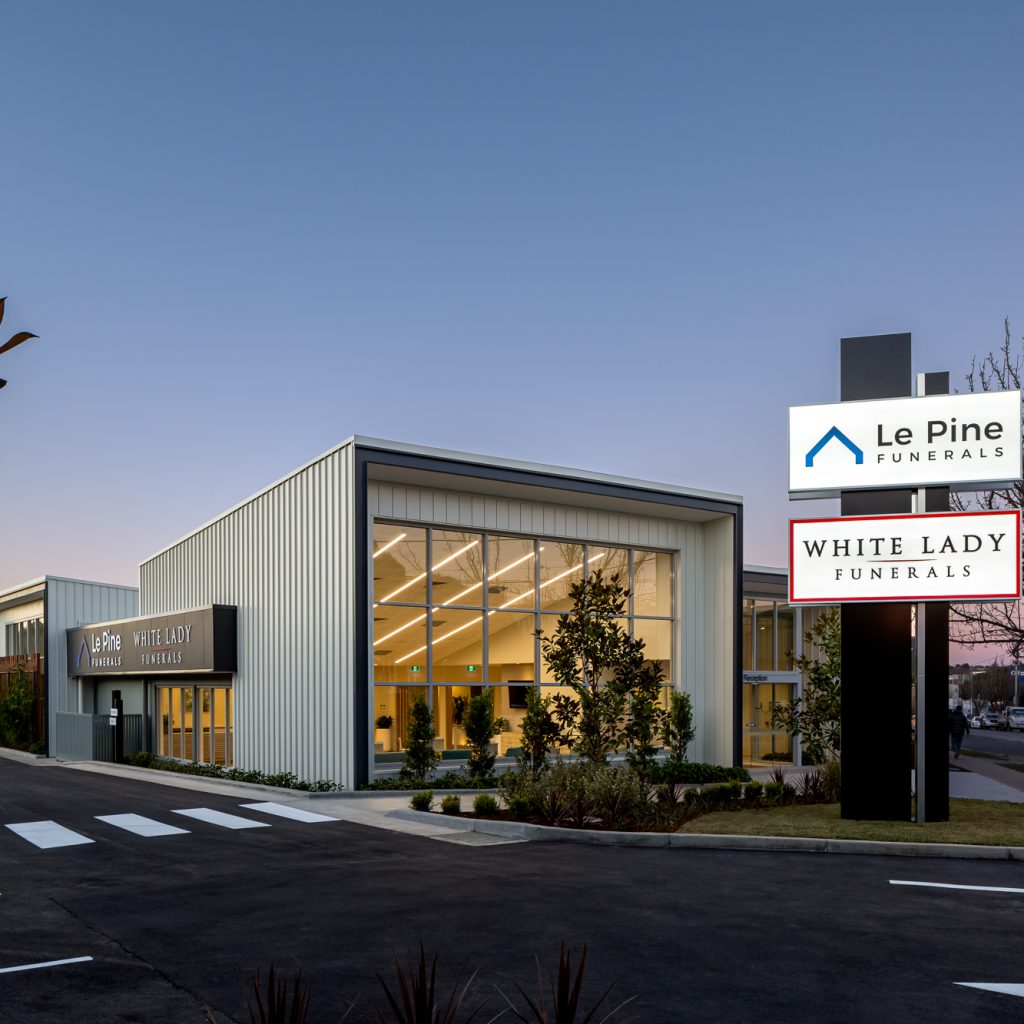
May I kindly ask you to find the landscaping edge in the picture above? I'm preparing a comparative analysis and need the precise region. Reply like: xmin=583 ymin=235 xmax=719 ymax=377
xmin=387 ymin=807 xmax=1024 ymax=860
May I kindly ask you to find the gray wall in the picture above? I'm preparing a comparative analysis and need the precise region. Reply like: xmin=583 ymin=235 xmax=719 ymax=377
xmin=45 ymin=578 xmax=139 ymax=751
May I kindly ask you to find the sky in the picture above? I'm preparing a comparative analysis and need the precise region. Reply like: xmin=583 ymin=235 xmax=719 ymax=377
xmin=2 ymin=3 xmax=1022 ymax=661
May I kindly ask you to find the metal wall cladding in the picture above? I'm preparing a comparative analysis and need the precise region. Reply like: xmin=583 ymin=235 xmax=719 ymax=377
xmin=140 ymin=443 xmax=356 ymax=788
xmin=369 ymin=481 xmax=737 ymax=767
xmin=46 ymin=578 xmax=139 ymax=745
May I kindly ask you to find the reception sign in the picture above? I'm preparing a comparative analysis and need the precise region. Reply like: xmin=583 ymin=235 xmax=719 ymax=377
xmin=789 ymin=509 xmax=1021 ymax=604
xmin=789 ymin=390 xmax=1022 ymax=497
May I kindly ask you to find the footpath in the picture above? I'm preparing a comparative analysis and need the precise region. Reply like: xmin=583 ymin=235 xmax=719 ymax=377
xmin=4 ymin=746 xmax=1024 ymax=860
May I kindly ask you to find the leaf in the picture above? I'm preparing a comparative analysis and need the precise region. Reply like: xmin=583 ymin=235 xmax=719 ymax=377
xmin=0 ymin=296 xmax=5 ymax=325
xmin=0 ymin=332 xmax=38 ymax=356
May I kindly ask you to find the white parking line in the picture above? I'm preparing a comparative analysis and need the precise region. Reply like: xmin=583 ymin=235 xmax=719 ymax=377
xmin=96 ymin=814 xmax=190 ymax=837
xmin=171 ymin=808 xmax=271 ymax=830
xmin=5 ymin=821 xmax=95 ymax=849
xmin=890 ymin=879 xmax=1024 ymax=894
xmin=0 ymin=956 xmax=93 ymax=975
xmin=240 ymin=802 xmax=339 ymax=823
xmin=956 ymin=982 xmax=1024 ymax=998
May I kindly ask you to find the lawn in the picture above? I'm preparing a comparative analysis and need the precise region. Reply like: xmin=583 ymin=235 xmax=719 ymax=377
xmin=677 ymin=799 xmax=1024 ymax=846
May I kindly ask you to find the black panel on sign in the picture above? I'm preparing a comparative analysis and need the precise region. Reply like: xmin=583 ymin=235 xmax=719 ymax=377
xmin=840 ymin=334 xmax=911 ymax=401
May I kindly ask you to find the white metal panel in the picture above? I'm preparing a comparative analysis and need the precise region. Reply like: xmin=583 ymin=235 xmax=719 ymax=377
xmin=139 ymin=441 xmax=357 ymax=789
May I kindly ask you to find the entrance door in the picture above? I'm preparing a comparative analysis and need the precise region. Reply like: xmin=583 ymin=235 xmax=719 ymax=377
xmin=156 ymin=684 xmax=233 ymax=766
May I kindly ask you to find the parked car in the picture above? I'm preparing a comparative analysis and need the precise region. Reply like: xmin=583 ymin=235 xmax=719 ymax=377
xmin=999 ymin=707 xmax=1024 ymax=732
xmin=981 ymin=713 xmax=1001 ymax=729
xmin=970 ymin=715 xmax=983 ymax=729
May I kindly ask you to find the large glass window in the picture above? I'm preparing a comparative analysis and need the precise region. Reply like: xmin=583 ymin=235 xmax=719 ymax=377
xmin=372 ymin=523 xmax=675 ymax=757
xmin=156 ymin=685 xmax=232 ymax=766
xmin=5 ymin=618 xmax=45 ymax=658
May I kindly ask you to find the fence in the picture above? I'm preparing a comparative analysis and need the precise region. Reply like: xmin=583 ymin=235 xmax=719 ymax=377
xmin=0 ymin=654 xmax=45 ymax=750
xmin=55 ymin=712 xmax=147 ymax=762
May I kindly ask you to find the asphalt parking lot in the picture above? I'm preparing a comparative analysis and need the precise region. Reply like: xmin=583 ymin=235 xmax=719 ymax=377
xmin=3 ymin=754 xmax=1024 ymax=1023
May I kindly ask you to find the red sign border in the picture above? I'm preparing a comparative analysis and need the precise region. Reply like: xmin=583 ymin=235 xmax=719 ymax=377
xmin=788 ymin=508 xmax=1022 ymax=604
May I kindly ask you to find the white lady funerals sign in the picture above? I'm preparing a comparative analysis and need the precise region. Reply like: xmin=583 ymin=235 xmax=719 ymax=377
xmin=789 ymin=510 xmax=1021 ymax=604
xmin=789 ymin=390 xmax=1022 ymax=497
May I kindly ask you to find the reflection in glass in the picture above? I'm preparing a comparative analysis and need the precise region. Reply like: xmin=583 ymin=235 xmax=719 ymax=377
xmin=742 ymin=599 xmax=754 ymax=670
xmin=539 ymin=543 xmax=585 ymax=613
xmin=373 ymin=524 xmax=428 ymax=605
xmin=755 ymin=601 xmax=775 ymax=670
xmin=487 ymin=536 xmax=535 ymax=610
xmin=431 ymin=530 xmax=483 ymax=607
xmin=777 ymin=606 xmax=795 ymax=670
xmin=589 ymin=546 xmax=628 ymax=587
xmin=375 ymin=618 xmax=428 ymax=682
xmin=633 ymin=551 xmax=672 ymax=617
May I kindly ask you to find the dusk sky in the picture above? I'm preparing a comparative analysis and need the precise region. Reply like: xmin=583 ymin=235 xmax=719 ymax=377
xmin=3 ymin=3 xmax=1022 ymax=660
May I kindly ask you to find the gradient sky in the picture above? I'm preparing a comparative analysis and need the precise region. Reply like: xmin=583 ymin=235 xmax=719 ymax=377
xmin=3 ymin=3 xmax=1022 ymax=660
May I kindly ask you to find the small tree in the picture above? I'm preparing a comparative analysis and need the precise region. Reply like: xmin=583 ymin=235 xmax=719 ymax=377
xmin=400 ymin=696 xmax=439 ymax=783
xmin=518 ymin=685 xmax=563 ymax=774
xmin=0 ymin=661 xmax=35 ymax=751
xmin=541 ymin=569 xmax=665 ymax=763
xmin=662 ymin=690 xmax=695 ymax=765
xmin=623 ymin=662 xmax=666 ymax=773
xmin=462 ymin=692 xmax=507 ymax=779
xmin=769 ymin=608 xmax=841 ymax=765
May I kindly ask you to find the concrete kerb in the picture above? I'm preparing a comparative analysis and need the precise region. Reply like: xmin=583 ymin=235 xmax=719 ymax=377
xmin=387 ymin=808 xmax=1024 ymax=859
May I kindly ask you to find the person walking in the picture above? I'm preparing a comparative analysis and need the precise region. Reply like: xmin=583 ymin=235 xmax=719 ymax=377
xmin=949 ymin=703 xmax=970 ymax=760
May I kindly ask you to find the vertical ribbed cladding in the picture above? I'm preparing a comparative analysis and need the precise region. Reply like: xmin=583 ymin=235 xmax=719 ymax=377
xmin=137 ymin=440 xmax=357 ymax=788
xmin=43 ymin=578 xmax=139 ymax=749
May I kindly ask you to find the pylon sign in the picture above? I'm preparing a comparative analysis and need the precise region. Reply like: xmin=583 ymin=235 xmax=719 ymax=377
xmin=789 ymin=509 xmax=1022 ymax=604
xmin=789 ymin=390 xmax=1022 ymax=498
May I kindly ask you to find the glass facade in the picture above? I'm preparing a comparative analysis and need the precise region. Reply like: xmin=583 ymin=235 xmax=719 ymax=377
xmin=741 ymin=595 xmax=799 ymax=766
xmin=372 ymin=524 xmax=675 ymax=756
xmin=4 ymin=618 xmax=45 ymax=658
xmin=156 ymin=685 xmax=233 ymax=766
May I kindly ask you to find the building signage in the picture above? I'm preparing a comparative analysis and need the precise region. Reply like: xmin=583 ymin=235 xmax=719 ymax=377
xmin=789 ymin=510 xmax=1021 ymax=604
xmin=789 ymin=390 xmax=1022 ymax=497
xmin=67 ymin=605 xmax=237 ymax=676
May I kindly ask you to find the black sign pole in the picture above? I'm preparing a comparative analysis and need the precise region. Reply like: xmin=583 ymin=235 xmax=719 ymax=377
xmin=839 ymin=334 xmax=913 ymax=821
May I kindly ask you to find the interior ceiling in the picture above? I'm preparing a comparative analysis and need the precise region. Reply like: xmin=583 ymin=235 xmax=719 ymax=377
xmin=366 ymin=463 xmax=729 ymax=524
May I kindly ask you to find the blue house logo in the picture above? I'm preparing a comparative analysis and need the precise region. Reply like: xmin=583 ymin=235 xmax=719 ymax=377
xmin=805 ymin=426 xmax=863 ymax=467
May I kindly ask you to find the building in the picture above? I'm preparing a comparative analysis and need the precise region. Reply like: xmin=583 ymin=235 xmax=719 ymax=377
xmin=0 ymin=576 xmax=138 ymax=753
xmin=62 ymin=437 xmax=744 ymax=789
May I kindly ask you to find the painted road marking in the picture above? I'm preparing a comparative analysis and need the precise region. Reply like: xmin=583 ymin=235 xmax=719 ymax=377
xmin=240 ymin=801 xmax=339 ymax=823
xmin=171 ymin=808 xmax=271 ymax=830
xmin=5 ymin=821 xmax=95 ymax=849
xmin=0 ymin=956 xmax=93 ymax=975
xmin=890 ymin=879 xmax=1024 ymax=894
xmin=96 ymin=814 xmax=190 ymax=837
xmin=956 ymin=982 xmax=1024 ymax=998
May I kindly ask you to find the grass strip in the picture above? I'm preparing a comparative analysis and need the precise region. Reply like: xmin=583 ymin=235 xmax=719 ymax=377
xmin=677 ymin=799 xmax=1024 ymax=846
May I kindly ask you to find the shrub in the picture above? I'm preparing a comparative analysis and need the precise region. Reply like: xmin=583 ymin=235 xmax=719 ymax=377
xmin=798 ymin=769 xmax=822 ymax=802
xmin=590 ymin=764 xmax=648 ymax=831
xmin=518 ymin=685 xmax=562 ymax=774
xmin=820 ymin=758 xmax=841 ymax=802
xmin=661 ymin=690 xmax=695 ymax=765
xmin=401 ymin=698 xmax=440 ymax=783
xmin=743 ymin=781 xmax=763 ymax=805
xmin=472 ymin=793 xmax=499 ymax=816
xmin=129 ymin=751 xmax=156 ymax=768
xmin=647 ymin=762 xmax=750 ymax=786
xmin=440 ymin=795 xmax=461 ymax=815
xmin=0 ymin=661 xmax=35 ymax=750
xmin=507 ymin=794 xmax=536 ymax=821
xmin=463 ymin=692 xmax=507 ymax=780
xmin=410 ymin=791 xmax=433 ymax=812
xmin=359 ymin=774 xmax=498 ymax=792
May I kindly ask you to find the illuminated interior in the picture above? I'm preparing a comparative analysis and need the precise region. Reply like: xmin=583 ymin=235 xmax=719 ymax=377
xmin=156 ymin=685 xmax=233 ymax=766
xmin=372 ymin=524 xmax=674 ymax=757
xmin=741 ymin=597 xmax=797 ymax=765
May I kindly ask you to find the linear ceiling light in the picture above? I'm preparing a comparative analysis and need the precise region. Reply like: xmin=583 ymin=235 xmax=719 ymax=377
xmin=375 ymin=540 xmax=479 ymax=605
xmin=372 ymin=532 xmax=407 ymax=559
xmin=374 ymin=547 xmax=542 ymax=649
xmin=396 ymin=552 xmax=605 ymax=663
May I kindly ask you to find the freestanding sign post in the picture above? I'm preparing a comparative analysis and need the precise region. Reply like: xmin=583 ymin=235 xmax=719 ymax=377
xmin=789 ymin=338 xmax=1022 ymax=822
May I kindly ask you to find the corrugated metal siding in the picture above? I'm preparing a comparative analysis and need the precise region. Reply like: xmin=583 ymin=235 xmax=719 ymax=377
xmin=370 ymin=480 xmax=738 ymax=765
xmin=139 ymin=443 xmax=356 ymax=788
xmin=45 ymin=579 xmax=139 ymax=748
